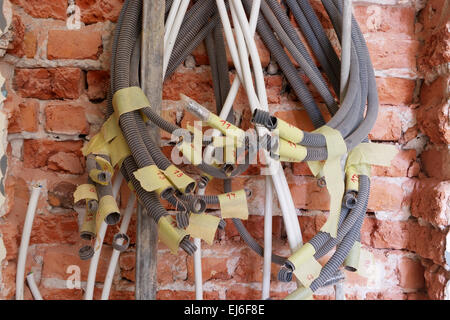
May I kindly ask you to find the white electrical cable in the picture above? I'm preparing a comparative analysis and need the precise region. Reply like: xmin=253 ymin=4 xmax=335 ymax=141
xmin=26 ymin=272 xmax=43 ymax=300
xmin=163 ymin=0 xmax=190 ymax=77
xmin=84 ymin=174 xmax=123 ymax=300
xmin=101 ymin=193 xmax=136 ymax=300
xmin=262 ymin=176 xmax=273 ymax=300
xmin=193 ymin=187 xmax=206 ymax=300
xmin=164 ymin=0 xmax=182 ymax=46
xmin=16 ymin=184 xmax=42 ymax=300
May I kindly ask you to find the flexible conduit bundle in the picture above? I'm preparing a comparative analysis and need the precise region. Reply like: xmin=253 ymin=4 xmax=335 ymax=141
xmin=77 ymin=0 xmax=382 ymax=300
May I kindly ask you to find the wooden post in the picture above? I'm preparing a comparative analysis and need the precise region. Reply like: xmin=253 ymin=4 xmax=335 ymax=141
xmin=135 ymin=0 xmax=165 ymax=300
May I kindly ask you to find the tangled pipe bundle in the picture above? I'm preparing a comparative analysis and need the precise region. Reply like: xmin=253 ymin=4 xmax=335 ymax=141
xmin=77 ymin=0 xmax=397 ymax=300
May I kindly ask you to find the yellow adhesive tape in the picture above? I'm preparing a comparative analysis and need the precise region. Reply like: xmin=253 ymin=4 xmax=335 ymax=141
xmin=163 ymin=164 xmax=196 ymax=193
xmin=186 ymin=213 xmax=220 ymax=245
xmin=101 ymin=113 xmax=120 ymax=143
xmin=357 ymin=247 xmax=375 ymax=278
xmin=293 ymin=258 xmax=322 ymax=288
xmin=95 ymin=156 xmax=114 ymax=175
xmin=133 ymin=165 xmax=168 ymax=192
xmin=345 ymin=143 xmax=398 ymax=177
xmin=82 ymin=133 xmax=110 ymax=157
xmin=89 ymin=169 xmax=109 ymax=186
xmin=158 ymin=215 xmax=188 ymax=254
xmin=345 ymin=166 xmax=360 ymax=192
xmin=155 ymin=176 xmax=174 ymax=197
xmin=96 ymin=195 xmax=120 ymax=232
xmin=344 ymin=241 xmax=362 ymax=271
xmin=178 ymin=141 xmax=202 ymax=165
xmin=74 ymin=184 xmax=98 ymax=203
xmin=207 ymin=113 xmax=245 ymax=147
xmin=81 ymin=208 xmax=96 ymax=237
xmin=112 ymin=86 xmax=150 ymax=118
xmin=288 ymin=243 xmax=316 ymax=268
xmin=276 ymin=118 xmax=304 ymax=144
xmin=277 ymin=138 xmax=307 ymax=162
xmin=218 ymin=189 xmax=249 ymax=220
xmin=109 ymin=133 xmax=131 ymax=168
xmin=307 ymin=126 xmax=347 ymax=238
xmin=285 ymin=286 xmax=314 ymax=300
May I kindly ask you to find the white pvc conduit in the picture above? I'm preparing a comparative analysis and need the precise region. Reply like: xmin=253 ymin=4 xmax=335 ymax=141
xmin=193 ymin=187 xmax=206 ymax=300
xmin=262 ymin=176 xmax=273 ymax=300
xmin=16 ymin=184 xmax=42 ymax=300
xmin=101 ymin=192 xmax=136 ymax=300
xmin=26 ymin=272 xmax=43 ymax=300
xmin=84 ymin=174 xmax=123 ymax=300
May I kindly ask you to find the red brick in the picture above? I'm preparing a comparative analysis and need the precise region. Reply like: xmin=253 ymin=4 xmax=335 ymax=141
xmin=187 ymin=256 xmax=231 ymax=283
xmin=10 ymin=0 xmax=124 ymax=24
xmin=86 ymin=70 xmax=109 ymax=101
xmin=28 ymin=213 xmax=79 ymax=245
xmin=411 ymin=179 xmax=450 ymax=227
xmin=234 ymin=248 xmax=263 ymax=283
xmin=45 ymin=105 xmax=89 ymax=135
xmin=418 ymin=0 xmax=450 ymax=32
xmin=7 ymin=15 xmax=25 ymax=57
xmin=48 ymin=181 xmax=77 ymax=209
xmin=41 ymin=245 xmax=112 ymax=282
xmin=8 ymin=100 xmax=39 ymax=133
xmin=372 ymin=148 xmax=419 ymax=178
xmin=163 ymin=71 xmax=214 ymax=103
xmin=367 ymin=37 xmax=419 ymax=71
xmin=397 ymin=257 xmax=425 ymax=290
xmin=14 ymin=68 xmax=83 ymax=100
xmin=289 ymin=177 xmax=330 ymax=211
xmin=366 ymin=289 xmax=406 ymax=300
xmin=48 ymin=29 xmax=103 ymax=60
xmin=369 ymin=107 xmax=402 ymax=141
xmin=424 ymin=264 xmax=450 ymax=300
xmin=226 ymin=286 xmax=261 ymax=300
xmin=354 ymin=5 xmax=416 ymax=39
xmin=23 ymin=139 xmax=84 ymax=169
xmin=418 ymin=23 xmax=450 ymax=75
xmin=48 ymin=152 xmax=85 ymax=175
xmin=156 ymin=290 xmax=195 ymax=300
xmin=376 ymin=77 xmax=415 ymax=106
xmin=39 ymin=288 xmax=84 ymax=300
xmin=368 ymin=178 xmax=407 ymax=212
xmin=421 ymin=146 xmax=450 ymax=180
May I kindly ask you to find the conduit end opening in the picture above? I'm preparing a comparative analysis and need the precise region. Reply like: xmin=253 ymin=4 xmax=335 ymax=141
xmin=105 ymin=212 xmax=121 ymax=225
xmin=79 ymin=245 xmax=94 ymax=260
xmin=112 ymin=233 xmax=130 ymax=252
xmin=191 ymin=198 xmax=207 ymax=214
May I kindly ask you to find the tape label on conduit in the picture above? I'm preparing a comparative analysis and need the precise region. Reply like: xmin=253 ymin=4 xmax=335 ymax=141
xmin=74 ymin=184 xmax=98 ymax=203
xmin=344 ymin=241 xmax=362 ymax=271
xmin=81 ymin=209 xmax=96 ymax=237
xmin=133 ymin=165 xmax=168 ymax=192
xmin=218 ymin=189 xmax=249 ymax=220
xmin=158 ymin=215 xmax=188 ymax=254
xmin=357 ymin=247 xmax=375 ymax=279
xmin=276 ymin=138 xmax=307 ymax=162
xmin=96 ymin=195 xmax=120 ymax=232
xmin=345 ymin=143 xmax=398 ymax=190
xmin=287 ymin=243 xmax=321 ymax=288
xmin=178 ymin=141 xmax=202 ymax=165
xmin=109 ymin=132 xmax=131 ymax=168
xmin=95 ymin=156 xmax=114 ymax=175
xmin=186 ymin=213 xmax=220 ymax=245
xmin=82 ymin=133 xmax=110 ymax=157
xmin=163 ymin=164 xmax=196 ymax=193
xmin=112 ymin=86 xmax=150 ymax=118
xmin=276 ymin=118 xmax=304 ymax=144
xmin=101 ymin=113 xmax=120 ymax=143
xmin=208 ymin=113 xmax=245 ymax=147
xmin=307 ymin=126 xmax=347 ymax=238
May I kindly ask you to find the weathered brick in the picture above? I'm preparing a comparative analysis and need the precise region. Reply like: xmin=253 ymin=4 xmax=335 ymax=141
xmin=14 ymin=68 xmax=83 ymax=100
xmin=45 ymin=104 xmax=89 ymax=135
xmin=397 ymin=257 xmax=425 ymax=290
xmin=369 ymin=107 xmax=402 ymax=141
xmin=48 ymin=29 xmax=103 ymax=60
xmin=86 ymin=70 xmax=109 ymax=101
xmin=8 ymin=100 xmax=39 ymax=133
xmin=421 ymin=146 xmax=450 ymax=180
xmin=23 ymin=139 xmax=84 ymax=169
xmin=376 ymin=77 xmax=415 ymax=106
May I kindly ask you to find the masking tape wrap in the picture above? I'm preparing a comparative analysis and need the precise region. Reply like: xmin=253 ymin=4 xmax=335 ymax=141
xmin=154 ymin=176 xmax=174 ymax=197
xmin=276 ymin=138 xmax=307 ymax=162
xmin=133 ymin=165 xmax=169 ymax=192
xmin=89 ymin=169 xmax=109 ymax=186
xmin=95 ymin=156 xmax=114 ymax=175
xmin=276 ymin=118 xmax=304 ymax=144
xmin=307 ymin=126 xmax=347 ymax=238
xmin=80 ymin=208 xmax=97 ymax=238
xmin=345 ymin=167 xmax=360 ymax=192
xmin=163 ymin=164 xmax=196 ymax=193
xmin=74 ymin=184 xmax=98 ymax=203
xmin=207 ymin=113 xmax=245 ymax=147
xmin=109 ymin=133 xmax=131 ymax=168
xmin=96 ymin=195 xmax=120 ymax=232
xmin=186 ymin=213 xmax=220 ymax=245
xmin=218 ymin=190 xmax=249 ymax=220
xmin=112 ymin=86 xmax=150 ymax=118
xmin=285 ymin=286 xmax=314 ymax=300
xmin=344 ymin=241 xmax=361 ymax=271
xmin=158 ymin=215 xmax=188 ymax=254
xmin=287 ymin=243 xmax=322 ymax=288
xmin=82 ymin=133 xmax=110 ymax=157
xmin=101 ymin=113 xmax=120 ymax=143
xmin=178 ymin=141 xmax=202 ymax=165
xmin=346 ymin=143 xmax=398 ymax=176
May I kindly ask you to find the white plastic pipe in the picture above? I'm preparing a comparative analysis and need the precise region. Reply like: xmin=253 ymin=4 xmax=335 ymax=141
xmin=193 ymin=186 xmax=207 ymax=300
xmin=26 ymin=272 xmax=43 ymax=300
xmin=262 ymin=176 xmax=273 ymax=300
xmin=84 ymin=175 xmax=123 ymax=300
xmin=164 ymin=0 xmax=182 ymax=46
xmin=101 ymin=193 xmax=136 ymax=300
xmin=16 ymin=184 xmax=42 ymax=300
xmin=340 ymin=0 xmax=352 ymax=100
xmin=163 ymin=0 xmax=190 ymax=77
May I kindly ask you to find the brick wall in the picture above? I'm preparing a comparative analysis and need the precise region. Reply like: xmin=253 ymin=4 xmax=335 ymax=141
xmin=0 ymin=0 xmax=448 ymax=300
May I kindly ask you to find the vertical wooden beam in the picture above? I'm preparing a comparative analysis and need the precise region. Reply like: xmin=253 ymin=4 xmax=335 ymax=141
xmin=136 ymin=0 xmax=165 ymax=300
